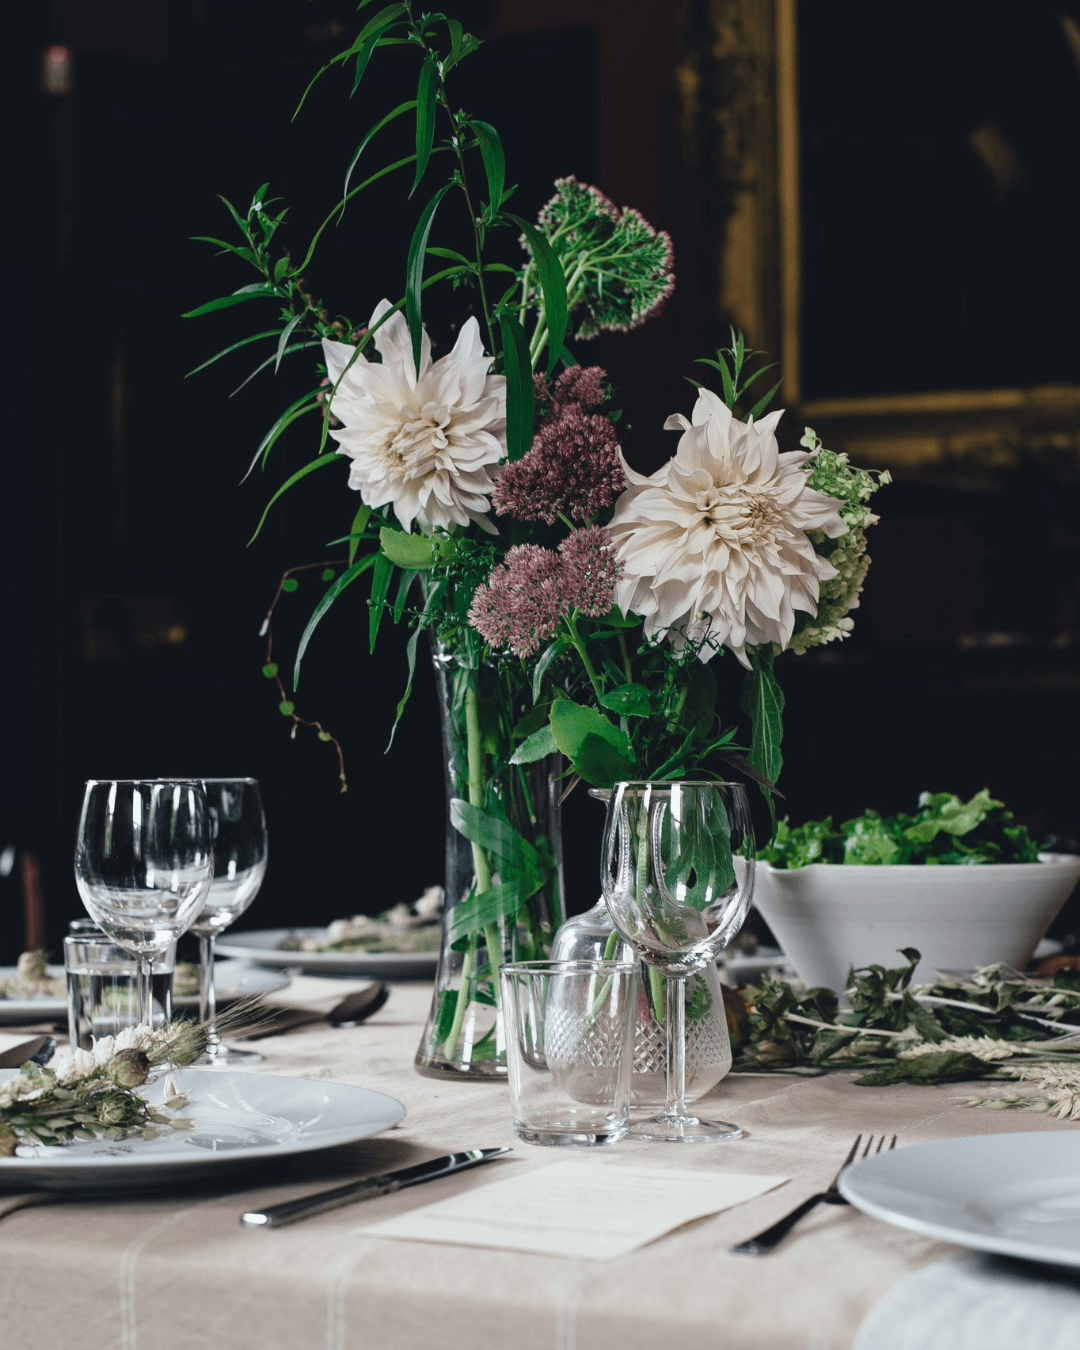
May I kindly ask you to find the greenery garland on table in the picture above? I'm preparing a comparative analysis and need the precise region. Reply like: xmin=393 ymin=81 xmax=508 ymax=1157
xmin=726 ymin=949 xmax=1080 ymax=1120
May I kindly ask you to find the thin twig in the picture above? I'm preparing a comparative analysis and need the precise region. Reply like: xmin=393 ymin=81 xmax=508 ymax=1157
xmin=260 ymin=561 xmax=349 ymax=792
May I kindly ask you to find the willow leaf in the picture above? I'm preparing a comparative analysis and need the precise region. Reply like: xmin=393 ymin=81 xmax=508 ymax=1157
xmin=411 ymin=58 xmax=438 ymax=197
xmin=507 ymin=213 xmax=567 ymax=373
xmin=498 ymin=314 xmax=534 ymax=460
xmin=405 ymin=185 xmax=451 ymax=376
xmin=468 ymin=120 xmax=505 ymax=223
xmin=185 ymin=329 xmax=280 ymax=378
xmin=293 ymin=554 xmax=378 ymax=687
xmin=248 ymin=452 xmax=340 ymax=546
xmin=343 ymin=99 xmax=417 ymax=204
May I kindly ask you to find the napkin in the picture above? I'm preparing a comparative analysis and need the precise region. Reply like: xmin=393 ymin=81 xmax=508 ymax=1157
xmin=234 ymin=974 xmax=383 ymax=1039
xmin=0 ymin=1034 xmax=50 ymax=1069
xmin=854 ymin=1252 xmax=1080 ymax=1350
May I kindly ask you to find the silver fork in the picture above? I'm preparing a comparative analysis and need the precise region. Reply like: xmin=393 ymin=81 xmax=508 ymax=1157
xmin=730 ymin=1133 xmax=897 ymax=1255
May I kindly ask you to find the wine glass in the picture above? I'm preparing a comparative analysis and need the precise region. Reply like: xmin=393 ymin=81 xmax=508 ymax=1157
xmin=74 ymin=780 xmax=213 ymax=1028
xmin=184 ymin=778 xmax=267 ymax=1066
xmin=601 ymin=781 xmax=755 ymax=1142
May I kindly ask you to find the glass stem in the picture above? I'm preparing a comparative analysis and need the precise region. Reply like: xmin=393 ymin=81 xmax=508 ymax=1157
xmin=664 ymin=973 xmax=688 ymax=1122
xmin=136 ymin=954 xmax=156 ymax=1028
xmin=199 ymin=933 xmax=221 ymax=1055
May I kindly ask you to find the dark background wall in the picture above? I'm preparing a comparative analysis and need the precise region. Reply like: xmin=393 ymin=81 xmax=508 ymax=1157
xmin=4 ymin=0 xmax=1080 ymax=961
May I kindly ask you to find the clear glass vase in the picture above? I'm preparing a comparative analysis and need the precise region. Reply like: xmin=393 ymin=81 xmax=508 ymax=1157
xmin=415 ymin=647 xmax=566 ymax=1079
xmin=550 ymin=900 xmax=732 ymax=1106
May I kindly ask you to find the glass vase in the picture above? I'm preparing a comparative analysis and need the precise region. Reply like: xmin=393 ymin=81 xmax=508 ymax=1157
xmin=550 ymin=900 xmax=731 ymax=1106
xmin=415 ymin=647 xmax=566 ymax=1079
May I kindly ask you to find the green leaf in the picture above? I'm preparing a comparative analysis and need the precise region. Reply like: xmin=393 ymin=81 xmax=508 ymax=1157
xmin=230 ymin=339 xmax=322 ymax=398
xmin=392 ymin=568 xmax=418 ymax=623
xmin=247 ymin=452 xmax=339 ymax=546
xmin=449 ymin=799 xmax=541 ymax=875
xmin=507 ymin=214 xmax=568 ymax=374
xmin=498 ymin=314 xmax=534 ymax=460
xmin=369 ymin=551 xmax=395 ymax=653
xmin=377 ymin=526 xmax=438 ymax=570
xmin=548 ymin=700 xmax=635 ymax=788
xmin=411 ymin=58 xmax=438 ymax=197
xmin=279 ymin=700 xmax=295 ymax=716
xmin=321 ymin=568 xmax=336 ymax=582
xmin=599 ymin=683 xmax=653 ymax=717
xmin=449 ymin=874 xmax=544 ymax=947
xmin=405 ymin=185 xmax=451 ymax=378
xmin=532 ymin=639 xmax=569 ymax=703
xmin=282 ymin=578 xmax=299 ymax=593
xmin=386 ymin=580 xmax=444 ymax=751
xmin=467 ymin=120 xmax=505 ymax=224
xmin=261 ymin=663 xmax=278 ymax=679
xmin=433 ymin=988 xmax=458 ymax=1044
xmin=274 ymin=313 xmax=303 ymax=374
xmin=185 ymin=329 xmax=281 ymax=378
xmin=741 ymin=646 xmax=784 ymax=788
xmin=747 ymin=378 xmax=783 ymax=421
xmin=293 ymin=554 xmax=378 ymax=687
xmin=297 ymin=155 xmax=417 ymax=276
xmin=510 ymin=725 xmax=558 ymax=765
xmin=242 ymin=388 xmax=323 ymax=481
xmin=348 ymin=503 xmax=373 ymax=566
xmin=854 ymin=1052 xmax=991 ymax=1087
xmin=182 ymin=289 xmax=275 ymax=320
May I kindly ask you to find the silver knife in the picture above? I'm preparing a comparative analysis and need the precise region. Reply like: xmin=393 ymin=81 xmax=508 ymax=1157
xmin=240 ymin=1147 xmax=511 ymax=1229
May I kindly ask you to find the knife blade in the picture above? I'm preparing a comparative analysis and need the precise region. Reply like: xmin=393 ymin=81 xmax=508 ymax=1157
xmin=240 ymin=1147 xmax=511 ymax=1229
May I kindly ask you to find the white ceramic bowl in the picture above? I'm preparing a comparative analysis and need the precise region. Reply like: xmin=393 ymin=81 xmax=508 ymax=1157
xmin=752 ymin=852 xmax=1080 ymax=992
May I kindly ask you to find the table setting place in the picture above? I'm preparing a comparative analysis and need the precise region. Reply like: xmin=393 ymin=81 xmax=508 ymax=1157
xmin=8 ymin=6 xmax=1080 ymax=1348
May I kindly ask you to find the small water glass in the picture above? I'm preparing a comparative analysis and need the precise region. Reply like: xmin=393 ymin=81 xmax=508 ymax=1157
xmin=65 ymin=920 xmax=176 ymax=1049
xmin=500 ymin=960 xmax=637 ymax=1147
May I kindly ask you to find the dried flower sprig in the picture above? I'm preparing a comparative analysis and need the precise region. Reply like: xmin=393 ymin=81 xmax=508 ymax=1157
xmin=0 ymin=1019 xmax=211 ymax=1157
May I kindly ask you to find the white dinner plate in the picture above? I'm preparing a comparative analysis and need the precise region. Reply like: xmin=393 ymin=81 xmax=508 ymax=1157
xmin=840 ymin=1131 xmax=1080 ymax=1268
xmin=216 ymin=927 xmax=439 ymax=977
xmin=0 ymin=1068 xmax=406 ymax=1190
xmin=0 ymin=961 xmax=289 ymax=1024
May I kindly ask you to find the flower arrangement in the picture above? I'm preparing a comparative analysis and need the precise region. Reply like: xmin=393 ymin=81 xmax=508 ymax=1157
xmin=0 ymin=1021 xmax=207 ymax=1156
xmin=187 ymin=5 xmax=886 ymax=1072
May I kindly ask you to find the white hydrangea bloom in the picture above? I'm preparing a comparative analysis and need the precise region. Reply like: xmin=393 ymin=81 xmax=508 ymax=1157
xmin=322 ymin=300 xmax=506 ymax=535
xmin=609 ymin=390 xmax=848 ymax=666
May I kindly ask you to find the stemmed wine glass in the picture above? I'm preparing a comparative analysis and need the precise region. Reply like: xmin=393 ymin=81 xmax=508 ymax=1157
xmin=182 ymin=778 xmax=267 ymax=1066
xmin=601 ymin=781 xmax=756 ymax=1142
xmin=74 ymin=780 xmax=214 ymax=1028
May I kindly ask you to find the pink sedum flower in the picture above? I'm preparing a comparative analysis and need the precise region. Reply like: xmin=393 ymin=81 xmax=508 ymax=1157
xmin=322 ymin=300 xmax=506 ymax=535
xmin=491 ymin=406 xmax=626 ymax=525
xmin=467 ymin=545 xmax=568 ymax=658
xmin=558 ymin=526 xmax=622 ymax=616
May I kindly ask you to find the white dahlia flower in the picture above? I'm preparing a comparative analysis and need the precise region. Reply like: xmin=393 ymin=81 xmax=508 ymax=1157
xmin=609 ymin=390 xmax=848 ymax=666
xmin=322 ymin=300 xmax=506 ymax=535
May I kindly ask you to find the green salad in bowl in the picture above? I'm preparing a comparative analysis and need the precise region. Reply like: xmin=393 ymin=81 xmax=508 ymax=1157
xmin=763 ymin=789 xmax=1040 ymax=869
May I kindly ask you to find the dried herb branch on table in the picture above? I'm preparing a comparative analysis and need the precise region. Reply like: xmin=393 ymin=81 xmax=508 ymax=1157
xmin=726 ymin=949 xmax=1080 ymax=1119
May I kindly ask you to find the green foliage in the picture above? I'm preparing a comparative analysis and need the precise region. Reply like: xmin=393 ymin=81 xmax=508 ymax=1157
xmin=548 ymin=699 xmax=635 ymax=788
xmin=762 ymin=790 xmax=1040 ymax=868
xmin=697 ymin=327 xmax=780 ymax=419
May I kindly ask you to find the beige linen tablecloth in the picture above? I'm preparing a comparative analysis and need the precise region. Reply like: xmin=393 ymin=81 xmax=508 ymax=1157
xmin=0 ymin=978 xmax=1073 ymax=1350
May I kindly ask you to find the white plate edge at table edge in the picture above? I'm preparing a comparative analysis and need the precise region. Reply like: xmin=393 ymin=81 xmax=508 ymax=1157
xmin=839 ymin=1168 xmax=1080 ymax=1269
xmin=0 ymin=1068 xmax=407 ymax=1172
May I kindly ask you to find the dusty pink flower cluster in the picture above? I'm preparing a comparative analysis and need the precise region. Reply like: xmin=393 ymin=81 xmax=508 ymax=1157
xmin=491 ymin=367 xmax=625 ymax=525
xmin=468 ymin=527 xmax=622 ymax=657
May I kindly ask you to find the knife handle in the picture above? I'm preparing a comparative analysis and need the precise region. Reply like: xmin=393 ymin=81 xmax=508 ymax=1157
xmin=242 ymin=1174 xmax=402 ymax=1229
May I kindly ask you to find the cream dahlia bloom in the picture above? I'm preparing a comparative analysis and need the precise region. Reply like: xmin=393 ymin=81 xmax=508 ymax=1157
xmin=322 ymin=300 xmax=506 ymax=535
xmin=609 ymin=390 xmax=848 ymax=666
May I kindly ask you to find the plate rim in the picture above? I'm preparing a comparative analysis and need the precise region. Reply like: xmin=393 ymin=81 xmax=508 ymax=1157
xmin=0 ymin=1066 xmax=406 ymax=1175
xmin=0 ymin=960 xmax=289 ymax=1019
xmin=215 ymin=927 xmax=439 ymax=969
xmin=839 ymin=1130 xmax=1080 ymax=1268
